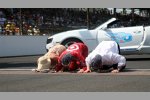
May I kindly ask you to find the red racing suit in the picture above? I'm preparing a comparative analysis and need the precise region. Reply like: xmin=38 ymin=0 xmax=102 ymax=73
xmin=55 ymin=43 xmax=88 ymax=72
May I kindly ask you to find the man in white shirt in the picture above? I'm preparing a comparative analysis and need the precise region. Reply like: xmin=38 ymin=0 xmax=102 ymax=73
xmin=79 ymin=41 xmax=126 ymax=73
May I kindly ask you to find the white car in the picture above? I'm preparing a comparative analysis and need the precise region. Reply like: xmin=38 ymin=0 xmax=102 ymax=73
xmin=46 ymin=18 xmax=150 ymax=55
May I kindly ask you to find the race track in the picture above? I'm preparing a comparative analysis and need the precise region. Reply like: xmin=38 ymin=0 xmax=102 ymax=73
xmin=0 ymin=55 xmax=150 ymax=92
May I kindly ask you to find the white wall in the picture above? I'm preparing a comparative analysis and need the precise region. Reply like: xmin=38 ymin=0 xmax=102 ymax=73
xmin=0 ymin=36 xmax=49 ymax=57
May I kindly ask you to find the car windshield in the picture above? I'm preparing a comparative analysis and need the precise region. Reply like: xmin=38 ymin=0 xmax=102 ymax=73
xmin=90 ymin=18 xmax=111 ymax=30
xmin=90 ymin=18 xmax=115 ymax=29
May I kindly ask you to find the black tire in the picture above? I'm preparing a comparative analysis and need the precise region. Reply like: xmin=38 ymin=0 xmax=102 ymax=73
xmin=62 ymin=38 xmax=83 ymax=48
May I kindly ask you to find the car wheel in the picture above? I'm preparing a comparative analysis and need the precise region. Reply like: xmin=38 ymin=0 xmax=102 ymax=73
xmin=62 ymin=39 xmax=83 ymax=48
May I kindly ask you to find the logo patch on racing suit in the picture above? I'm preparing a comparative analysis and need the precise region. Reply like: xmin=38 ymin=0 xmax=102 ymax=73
xmin=66 ymin=44 xmax=79 ymax=51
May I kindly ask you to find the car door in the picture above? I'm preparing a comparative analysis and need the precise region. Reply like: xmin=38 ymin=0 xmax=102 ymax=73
xmin=97 ymin=25 xmax=144 ymax=53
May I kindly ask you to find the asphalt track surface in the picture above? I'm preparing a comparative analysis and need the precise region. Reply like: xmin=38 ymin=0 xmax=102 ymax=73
xmin=0 ymin=55 xmax=150 ymax=92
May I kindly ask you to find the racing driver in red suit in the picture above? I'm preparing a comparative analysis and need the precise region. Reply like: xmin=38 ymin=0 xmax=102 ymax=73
xmin=55 ymin=42 xmax=88 ymax=72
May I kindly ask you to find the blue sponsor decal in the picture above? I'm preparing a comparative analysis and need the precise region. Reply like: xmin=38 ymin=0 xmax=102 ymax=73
xmin=106 ymin=32 xmax=132 ymax=43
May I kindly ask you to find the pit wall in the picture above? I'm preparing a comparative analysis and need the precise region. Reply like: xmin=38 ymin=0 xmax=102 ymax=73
xmin=0 ymin=36 xmax=49 ymax=57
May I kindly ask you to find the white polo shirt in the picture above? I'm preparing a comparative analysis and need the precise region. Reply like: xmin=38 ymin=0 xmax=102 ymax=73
xmin=86 ymin=41 xmax=126 ymax=69
xmin=93 ymin=41 xmax=119 ymax=54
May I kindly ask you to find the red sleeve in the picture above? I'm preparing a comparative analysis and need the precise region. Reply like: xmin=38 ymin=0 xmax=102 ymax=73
xmin=58 ymin=51 xmax=67 ymax=63
xmin=55 ymin=51 xmax=67 ymax=72
xmin=70 ymin=52 xmax=86 ymax=70
xmin=68 ymin=61 xmax=76 ymax=71
xmin=71 ymin=52 xmax=85 ymax=64
xmin=55 ymin=63 xmax=63 ymax=72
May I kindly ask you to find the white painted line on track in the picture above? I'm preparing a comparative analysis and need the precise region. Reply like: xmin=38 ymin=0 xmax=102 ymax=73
xmin=0 ymin=69 xmax=150 ymax=75
xmin=0 ymin=68 xmax=150 ymax=71
xmin=0 ymin=68 xmax=150 ymax=75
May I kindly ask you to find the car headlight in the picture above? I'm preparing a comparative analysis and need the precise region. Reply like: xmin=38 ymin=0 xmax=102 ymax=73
xmin=47 ymin=38 xmax=53 ymax=44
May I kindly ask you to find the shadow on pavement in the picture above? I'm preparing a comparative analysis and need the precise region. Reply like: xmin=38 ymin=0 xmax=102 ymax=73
xmin=126 ymin=58 xmax=150 ymax=61
xmin=121 ymin=69 xmax=136 ymax=72
xmin=0 ymin=62 xmax=36 ymax=68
